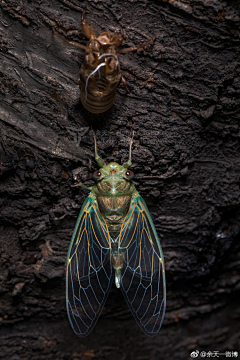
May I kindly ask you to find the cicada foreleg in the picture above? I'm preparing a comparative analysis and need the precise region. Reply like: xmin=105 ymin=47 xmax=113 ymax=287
xmin=81 ymin=5 xmax=96 ymax=39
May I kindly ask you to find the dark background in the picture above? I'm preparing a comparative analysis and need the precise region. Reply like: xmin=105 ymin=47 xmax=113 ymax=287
xmin=0 ymin=0 xmax=240 ymax=359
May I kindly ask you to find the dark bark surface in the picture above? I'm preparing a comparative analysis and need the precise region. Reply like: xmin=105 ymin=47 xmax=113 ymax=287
xmin=0 ymin=0 xmax=240 ymax=359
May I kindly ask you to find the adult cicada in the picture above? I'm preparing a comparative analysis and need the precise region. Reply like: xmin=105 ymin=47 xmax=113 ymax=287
xmin=66 ymin=134 xmax=166 ymax=337
xmin=53 ymin=6 xmax=156 ymax=114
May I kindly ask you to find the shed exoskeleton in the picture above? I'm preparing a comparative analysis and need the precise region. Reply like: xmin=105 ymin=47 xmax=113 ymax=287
xmin=53 ymin=6 xmax=156 ymax=113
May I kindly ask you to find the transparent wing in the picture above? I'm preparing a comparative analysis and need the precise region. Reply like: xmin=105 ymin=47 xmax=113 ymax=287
xmin=66 ymin=195 xmax=113 ymax=337
xmin=119 ymin=194 xmax=166 ymax=336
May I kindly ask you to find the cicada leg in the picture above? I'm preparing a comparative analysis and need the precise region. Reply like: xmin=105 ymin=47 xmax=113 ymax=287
xmin=121 ymin=76 xmax=129 ymax=92
xmin=71 ymin=183 xmax=92 ymax=191
xmin=53 ymin=26 xmax=87 ymax=50
xmin=81 ymin=5 xmax=96 ymax=39
xmin=118 ymin=35 xmax=156 ymax=54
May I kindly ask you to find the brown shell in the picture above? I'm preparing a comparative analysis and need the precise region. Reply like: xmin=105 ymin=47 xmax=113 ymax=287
xmin=79 ymin=67 xmax=122 ymax=113
xmin=53 ymin=7 xmax=156 ymax=114
xmin=79 ymin=53 xmax=121 ymax=114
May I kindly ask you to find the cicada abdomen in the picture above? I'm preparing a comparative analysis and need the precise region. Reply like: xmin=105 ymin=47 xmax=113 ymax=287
xmin=53 ymin=6 xmax=156 ymax=114
xmin=79 ymin=47 xmax=122 ymax=113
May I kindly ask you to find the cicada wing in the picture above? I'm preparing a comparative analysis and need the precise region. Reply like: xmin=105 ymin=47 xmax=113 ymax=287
xmin=66 ymin=195 xmax=113 ymax=337
xmin=119 ymin=194 xmax=166 ymax=336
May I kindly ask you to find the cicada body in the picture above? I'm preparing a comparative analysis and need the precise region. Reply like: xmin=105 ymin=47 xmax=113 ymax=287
xmin=66 ymin=135 xmax=166 ymax=337
xmin=78 ymin=33 xmax=122 ymax=113
xmin=53 ymin=7 xmax=156 ymax=114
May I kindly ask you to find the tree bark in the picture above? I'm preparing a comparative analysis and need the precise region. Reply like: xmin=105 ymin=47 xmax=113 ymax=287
xmin=0 ymin=0 xmax=240 ymax=359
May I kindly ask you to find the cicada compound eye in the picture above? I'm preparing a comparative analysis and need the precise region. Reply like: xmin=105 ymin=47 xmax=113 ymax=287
xmin=93 ymin=170 xmax=102 ymax=180
xmin=125 ymin=170 xmax=134 ymax=179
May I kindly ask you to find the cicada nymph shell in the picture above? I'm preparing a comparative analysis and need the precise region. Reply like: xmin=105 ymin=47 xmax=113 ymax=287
xmin=79 ymin=31 xmax=122 ymax=113
xmin=53 ymin=6 xmax=156 ymax=114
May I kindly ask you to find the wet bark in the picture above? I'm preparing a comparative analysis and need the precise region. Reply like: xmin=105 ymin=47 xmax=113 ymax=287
xmin=0 ymin=0 xmax=240 ymax=359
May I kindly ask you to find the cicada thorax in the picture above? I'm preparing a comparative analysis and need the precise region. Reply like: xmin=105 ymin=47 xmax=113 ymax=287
xmin=79 ymin=33 xmax=122 ymax=114
xmin=96 ymin=194 xmax=132 ymax=239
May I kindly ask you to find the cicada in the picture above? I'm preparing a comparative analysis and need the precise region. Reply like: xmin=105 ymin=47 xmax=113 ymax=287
xmin=66 ymin=134 xmax=166 ymax=337
xmin=53 ymin=6 xmax=156 ymax=114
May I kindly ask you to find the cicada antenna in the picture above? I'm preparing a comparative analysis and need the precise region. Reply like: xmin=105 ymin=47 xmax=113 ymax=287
xmin=123 ymin=131 xmax=134 ymax=168
xmin=92 ymin=129 xmax=106 ymax=168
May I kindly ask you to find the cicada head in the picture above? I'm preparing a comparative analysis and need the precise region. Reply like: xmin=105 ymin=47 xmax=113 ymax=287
xmin=92 ymin=133 xmax=135 ymax=196
xmin=92 ymin=162 xmax=135 ymax=196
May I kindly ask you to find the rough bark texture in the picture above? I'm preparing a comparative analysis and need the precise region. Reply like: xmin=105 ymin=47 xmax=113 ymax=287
xmin=0 ymin=0 xmax=240 ymax=359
